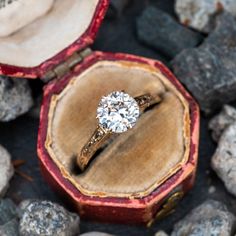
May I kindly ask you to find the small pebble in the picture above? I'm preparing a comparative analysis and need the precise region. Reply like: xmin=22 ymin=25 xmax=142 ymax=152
xmin=136 ymin=6 xmax=203 ymax=58
xmin=171 ymin=200 xmax=236 ymax=236
xmin=208 ymin=186 xmax=216 ymax=194
xmin=0 ymin=76 xmax=33 ymax=122
xmin=172 ymin=13 xmax=236 ymax=114
xmin=209 ymin=105 xmax=236 ymax=142
xmin=175 ymin=0 xmax=236 ymax=33
xmin=211 ymin=122 xmax=236 ymax=197
xmin=19 ymin=200 xmax=80 ymax=236
xmin=0 ymin=145 xmax=14 ymax=198
xmin=155 ymin=230 xmax=169 ymax=236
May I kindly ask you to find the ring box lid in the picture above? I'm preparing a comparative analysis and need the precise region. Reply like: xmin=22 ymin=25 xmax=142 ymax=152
xmin=0 ymin=0 xmax=108 ymax=79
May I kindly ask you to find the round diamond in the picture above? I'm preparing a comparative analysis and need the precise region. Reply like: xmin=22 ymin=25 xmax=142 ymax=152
xmin=97 ymin=91 xmax=140 ymax=133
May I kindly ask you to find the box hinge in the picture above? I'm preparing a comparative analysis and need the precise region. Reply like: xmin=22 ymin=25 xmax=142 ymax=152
xmin=42 ymin=47 xmax=92 ymax=83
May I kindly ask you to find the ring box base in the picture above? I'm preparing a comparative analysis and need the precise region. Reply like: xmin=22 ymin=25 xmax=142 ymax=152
xmin=0 ymin=0 xmax=200 ymax=225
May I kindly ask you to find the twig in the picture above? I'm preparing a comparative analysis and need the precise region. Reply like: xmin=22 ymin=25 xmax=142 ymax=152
xmin=15 ymin=170 xmax=33 ymax=182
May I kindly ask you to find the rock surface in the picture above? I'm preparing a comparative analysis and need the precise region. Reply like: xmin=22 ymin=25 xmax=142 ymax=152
xmin=0 ymin=199 xmax=19 ymax=236
xmin=0 ymin=199 xmax=18 ymax=225
xmin=18 ymin=199 xmax=34 ymax=212
xmin=0 ymin=76 xmax=33 ymax=122
xmin=137 ymin=6 xmax=203 ymax=58
xmin=171 ymin=200 xmax=236 ymax=236
xmin=172 ymin=13 xmax=236 ymax=114
xmin=209 ymin=105 xmax=236 ymax=141
xmin=0 ymin=145 xmax=14 ymax=197
xmin=19 ymin=200 xmax=80 ymax=236
xmin=211 ymin=122 xmax=236 ymax=196
xmin=0 ymin=219 xmax=19 ymax=236
xmin=175 ymin=0 xmax=236 ymax=33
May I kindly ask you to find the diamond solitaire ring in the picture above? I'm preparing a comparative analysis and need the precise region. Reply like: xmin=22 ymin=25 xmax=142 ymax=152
xmin=77 ymin=91 xmax=162 ymax=171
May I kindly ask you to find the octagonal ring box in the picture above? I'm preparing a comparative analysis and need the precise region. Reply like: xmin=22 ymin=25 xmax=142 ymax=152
xmin=0 ymin=0 xmax=199 ymax=226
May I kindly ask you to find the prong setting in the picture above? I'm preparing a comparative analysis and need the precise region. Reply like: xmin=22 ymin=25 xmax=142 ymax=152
xmin=97 ymin=91 xmax=140 ymax=133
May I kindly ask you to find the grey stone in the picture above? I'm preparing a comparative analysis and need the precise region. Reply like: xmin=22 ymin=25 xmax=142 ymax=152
xmin=211 ymin=122 xmax=236 ymax=196
xmin=19 ymin=200 xmax=80 ymax=236
xmin=0 ymin=219 xmax=19 ymax=236
xmin=0 ymin=199 xmax=18 ymax=225
xmin=0 ymin=199 xmax=19 ymax=236
xmin=209 ymin=105 xmax=236 ymax=141
xmin=172 ymin=13 xmax=236 ymax=114
xmin=171 ymin=200 xmax=236 ymax=236
xmin=0 ymin=76 xmax=33 ymax=122
xmin=175 ymin=0 xmax=236 ymax=33
xmin=80 ymin=233 xmax=114 ymax=236
xmin=0 ymin=145 xmax=14 ymax=197
xmin=136 ymin=6 xmax=203 ymax=58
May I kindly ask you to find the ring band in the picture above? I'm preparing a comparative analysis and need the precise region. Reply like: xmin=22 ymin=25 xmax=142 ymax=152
xmin=77 ymin=91 xmax=162 ymax=171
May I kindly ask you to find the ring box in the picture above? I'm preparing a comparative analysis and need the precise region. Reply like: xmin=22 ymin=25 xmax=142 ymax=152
xmin=0 ymin=0 xmax=200 ymax=225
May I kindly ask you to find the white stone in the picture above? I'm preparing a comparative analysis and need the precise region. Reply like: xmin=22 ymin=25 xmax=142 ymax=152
xmin=155 ymin=231 xmax=169 ymax=236
xmin=0 ymin=77 xmax=33 ymax=122
xmin=211 ymin=122 xmax=236 ymax=196
xmin=175 ymin=0 xmax=236 ymax=33
xmin=19 ymin=200 xmax=80 ymax=236
xmin=97 ymin=91 xmax=139 ymax=133
xmin=209 ymin=105 xmax=236 ymax=142
xmin=0 ymin=145 xmax=14 ymax=198
xmin=171 ymin=200 xmax=236 ymax=236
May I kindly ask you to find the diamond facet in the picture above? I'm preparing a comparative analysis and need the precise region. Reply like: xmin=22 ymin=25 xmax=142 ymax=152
xmin=97 ymin=91 xmax=140 ymax=133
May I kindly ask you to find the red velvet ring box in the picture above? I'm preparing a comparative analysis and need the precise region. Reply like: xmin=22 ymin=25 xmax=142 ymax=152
xmin=0 ymin=0 xmax=199 ymax=225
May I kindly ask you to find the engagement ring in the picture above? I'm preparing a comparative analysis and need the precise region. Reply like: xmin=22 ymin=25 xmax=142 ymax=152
xmin=77 ymin=91 xmax=161 ymax=171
